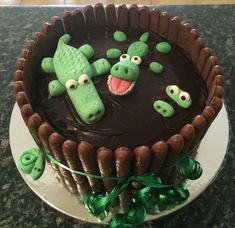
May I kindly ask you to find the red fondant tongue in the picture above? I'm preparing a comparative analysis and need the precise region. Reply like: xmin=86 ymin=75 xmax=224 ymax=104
xmin=110 ymin=76 xmax=133 ymax=94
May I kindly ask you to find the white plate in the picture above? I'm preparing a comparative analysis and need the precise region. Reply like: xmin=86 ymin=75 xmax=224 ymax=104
xmin=9 ymin=103 xmax=229 ymax=224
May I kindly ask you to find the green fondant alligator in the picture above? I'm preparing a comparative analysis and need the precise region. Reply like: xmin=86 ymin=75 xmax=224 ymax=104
xmin=107 ymin=32 xmax=172 ymax=96
xmin=107 ymin=32 xmax=150 ymax=96
xmin=41 ymin=34 xmax=111 ymax=124
xmin=18 ymin=148 xmax=45 ymax=180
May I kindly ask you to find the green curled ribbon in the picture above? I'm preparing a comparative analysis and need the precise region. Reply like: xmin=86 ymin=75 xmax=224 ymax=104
xmin=82 ymin=174 xmax=173 ymax=222
xmin=81 ymin=153 xmax=200 ymax=228
xmin=108 ymin=181 xmax=190 ymax=228
xmin=83 ymin=192 xmax=110 ymax=221
xmin=19 ymin=146 xmax=202 ymax=228
xmin=82 ymin=173 xmax=190 ymax=228
xmin=109 ymin=203 xmax=146 ymax=228
xmin=176 ymin=154 xmax=202 ymax=180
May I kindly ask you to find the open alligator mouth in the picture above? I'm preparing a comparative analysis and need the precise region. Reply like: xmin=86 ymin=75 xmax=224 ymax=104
xmin=107 ymin=75 xmax=135 ymax=96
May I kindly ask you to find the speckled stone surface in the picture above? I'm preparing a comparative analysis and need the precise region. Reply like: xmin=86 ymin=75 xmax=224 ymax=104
xmin=0 ymin=5 xmax=234 ymax=228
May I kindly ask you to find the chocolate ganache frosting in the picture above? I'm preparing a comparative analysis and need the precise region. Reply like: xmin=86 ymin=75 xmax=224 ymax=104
xmin=32 ymin=27 xmax=207 ymax=149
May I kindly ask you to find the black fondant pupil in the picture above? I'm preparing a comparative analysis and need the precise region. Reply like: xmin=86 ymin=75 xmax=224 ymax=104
xmin=70 ymin=84 xmax=75 ymax=89
xmin=84 ymin=79 xmax=88 ymax=84
xmin=123 ymin=55 xmax=127 ymax=58
xmin=170 ymin=89 xmax=174 ymax=94
xmin=181 ymin=96 xmax=186 ymax=101
xmin=134 ymin=57 xmax=138 ymax=60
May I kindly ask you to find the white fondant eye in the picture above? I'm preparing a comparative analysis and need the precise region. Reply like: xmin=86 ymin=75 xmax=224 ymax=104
xmin=119 ymin=54 xmax=130 ymax=61
xmin=131 ymin=56 xmax=142 ymax=65
xmin=65 ymin=79 xmax=78 ymax=89
xmin=179 ymin=91 xmax=191 ymax=102
xmin=78 ymin=74 xmax=90 ymax=85
xmin=169 ymin=85 xmax=180 ymax=96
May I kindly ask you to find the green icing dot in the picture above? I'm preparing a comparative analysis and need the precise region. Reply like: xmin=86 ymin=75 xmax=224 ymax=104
xmin=106 ymin=48 xmax=122 ymax=58
xmin=79 ymin=44 xmax=94 ymax=59
xmin=156 ymin=42 xmax=172 ymax=54
xmin=127 ymin=41 xmax=149 ymax=57
xmin=150 ymin=62 xmax=164 ymax=74
xmin=153 ymin=100 xmax=175 ymax=118
xmin=139 ymin=32 xmax=150 ymax=43
xmin=113 ymin=31 xmax=127 ymax=42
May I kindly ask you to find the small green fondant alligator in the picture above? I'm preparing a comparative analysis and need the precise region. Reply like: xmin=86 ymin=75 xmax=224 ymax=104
xmin=107 ymin=32 xmax=149 ymax=96
xmin=107 ymin=32 xmax=174 ymax=96
xmin=153 ymin=85 xmax=192 ymax=118
xmin=41 ymin=34 xmax=111 ymax=124
xmin=18 ymin=148 xmax=45 ymax=180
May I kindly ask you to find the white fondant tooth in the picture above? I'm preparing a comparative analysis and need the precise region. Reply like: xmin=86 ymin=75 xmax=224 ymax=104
xmin=107 ymin=75 xmax=135 ymax=96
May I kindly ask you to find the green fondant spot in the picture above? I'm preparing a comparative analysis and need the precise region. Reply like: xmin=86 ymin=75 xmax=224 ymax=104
xmin=156 ymin=42 xmax=172 ymax=54
xmin=166 ymin=85 xmax=192 ymax=109
xmin=113 ymin=31 xmax=127 ymax=42
xmin=150 ymin=62 xmax=164 ymax=74
xmin=91 ymin=58 xmax=111 ymax=77
xmin=106 ymin=48 xmax=122 ymax=58
xmin=79 ymin=44 xmax=95 ymax=59
xmin=41 ymin=57 xmax=55 ymax=74
xmin=127 ymin=41 xmax=149 ymax=57
xmin=139 ymin=32 xmax=150 ymax=43
xmin=110 ymin=60 xmax=139 ymax=82
xmin=153 ymin=100 xmax=175 ymax=117
xmin=48 ymin=80 xmax=66 ymax=96
xmin=18 ymin=148 xmax=45 ymax=180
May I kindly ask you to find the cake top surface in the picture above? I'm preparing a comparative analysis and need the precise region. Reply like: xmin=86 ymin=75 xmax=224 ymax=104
xmin=33 ymin=27 xmax=207 ymax=149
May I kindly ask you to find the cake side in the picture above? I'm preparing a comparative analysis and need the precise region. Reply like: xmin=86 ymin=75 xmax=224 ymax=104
xmin=13 ymin=4 xmax=224 ymax=203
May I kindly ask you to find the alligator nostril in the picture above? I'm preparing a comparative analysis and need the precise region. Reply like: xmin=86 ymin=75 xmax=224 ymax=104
xmin=114 ymin=66 xmax=119 ymax=71
xmin=96 ymin=110 xmax=101 ymax=115
xmin=124 ymin=68 xmax=129 ymax=74
xmin=88 ymin=114 xmax=94 ymax=120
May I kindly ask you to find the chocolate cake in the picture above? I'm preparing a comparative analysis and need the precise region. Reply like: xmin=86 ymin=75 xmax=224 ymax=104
xmin=13 ymin=4 xmax=224 ymax=214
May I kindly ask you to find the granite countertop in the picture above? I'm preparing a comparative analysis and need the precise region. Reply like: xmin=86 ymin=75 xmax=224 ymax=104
xmin=0 ymin=5 xmax=234 ymax=228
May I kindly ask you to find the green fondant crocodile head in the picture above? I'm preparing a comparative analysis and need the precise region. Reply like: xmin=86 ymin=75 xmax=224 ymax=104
xmin=41 ymin=34 xmax=111 ymax=124
xmin=108 ymin=32 xmax=149 ymax=96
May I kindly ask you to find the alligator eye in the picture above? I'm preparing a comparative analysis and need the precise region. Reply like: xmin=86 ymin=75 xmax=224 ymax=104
xmin=169 ymin=85 xmax=180 ymax=96
xmin=119 ymin=54 xmax=130 ymax=61
xmin=78 ymin=74 xmax=90 ymax=85
xmin=179 ymin=91 xmax=191 ymax=102
xmin=65 ymin=79 xmax=78 ymax=89
xmin=131 ymin=56 xmax=141 ymax=65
